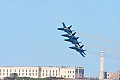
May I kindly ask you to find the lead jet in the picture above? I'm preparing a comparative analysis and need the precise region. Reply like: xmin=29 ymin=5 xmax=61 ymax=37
xmin=69 ymin=45 xmax=86 ymax=57
xmin=57 ymin=22 xmax=73 ymax=34
xmin=61 ymin=32 xmax=79 ymax=40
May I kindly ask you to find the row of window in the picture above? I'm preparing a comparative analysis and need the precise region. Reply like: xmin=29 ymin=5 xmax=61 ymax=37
xmin=43 ymin=70 xmax=57 ymax=73
xmin=0 ymin=69 xmax=38 ymax=73
xmin=42 ymin=70 xmax=74 ymax=73
xmin=42 ymin=73 xmax=57 ymax=76
xmin=0 ymin=73 xmax=38 ymax=76
xmin=68 ymin=71 xmax=74 ymax=73
xmin=0 ymin=69 xmax=75 ymax=74
xmin=61 ymin=75 xmax=74 ymax=78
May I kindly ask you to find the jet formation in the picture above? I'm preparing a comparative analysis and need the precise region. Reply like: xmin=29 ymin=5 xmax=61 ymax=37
xmin=57 ymin=22 xmax=86 ymax=57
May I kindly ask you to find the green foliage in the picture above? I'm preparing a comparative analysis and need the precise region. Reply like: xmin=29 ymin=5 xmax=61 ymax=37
xmin=16 ymin=77 xmax=46 ymax=80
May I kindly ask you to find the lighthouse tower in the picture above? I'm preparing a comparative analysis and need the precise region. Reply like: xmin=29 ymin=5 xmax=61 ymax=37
xmin=99 ymin=51 xmax=104 ymax=80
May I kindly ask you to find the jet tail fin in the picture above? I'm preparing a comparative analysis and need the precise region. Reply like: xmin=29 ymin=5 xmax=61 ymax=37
xmin=76 ymin=37 xmax=79 ymax=39
xmin=77 ymin=42 xmax=82 ymax=46
xmin=80 ymin=45 xmax=84 ymax=48
xmin=68 ymin=25 xmax=72 ymax=29
xmin=78 ymin=42 xmax=82 ymax=43
xmin=62 ymin=22 xmax=66 ymax=28
xmin=72 ymin=32 xmax=76 ymax=36
xmin=83 ymin=49 xmax=86 ymax=55
xmin=79 ymin=51 xmax=85 ymax=57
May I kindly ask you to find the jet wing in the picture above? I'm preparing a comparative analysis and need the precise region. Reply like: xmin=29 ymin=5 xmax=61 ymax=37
xmin=69 ymin=46 xmax=78 ymax=50
xmin=57 ymin=28 xmax=68 ymax=30
xmin=61 ymin=32 xmax=76 ymax=37
xmin=64 ymin=39 xmax=71 ymax=42
xmin=61 ymin=34 xmax=72 ymax=37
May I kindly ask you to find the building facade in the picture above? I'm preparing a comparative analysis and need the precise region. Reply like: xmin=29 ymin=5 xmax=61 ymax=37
xmin=0 ymin=66 xmax=84 ymax=79
xmin=104 ymin=70 xmax=120 ymax=80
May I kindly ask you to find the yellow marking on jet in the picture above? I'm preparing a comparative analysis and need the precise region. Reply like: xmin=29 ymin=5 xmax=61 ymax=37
xmin=64 ymin=28 xmax=68 ymax=30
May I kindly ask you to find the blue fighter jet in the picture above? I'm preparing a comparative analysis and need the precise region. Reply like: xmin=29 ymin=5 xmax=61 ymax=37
xmin=57 ymin=22 xmax=73 ymax=34
xmin=61 ymin=32 xmax=80 ymax=46
xmin=61 ymin=32 xmax=79 ymax=40
xmin=69 ymin=45 xmax=86 ymax=57
xmin=64 ymin=38 xmax=81 ymax=46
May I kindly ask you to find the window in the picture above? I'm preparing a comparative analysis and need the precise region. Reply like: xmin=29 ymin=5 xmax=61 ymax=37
xmin=36 ymin=70 xmax=37 ymax=72
xmin=26 ymin=70 xmax=27 ymax=72
xmin=19 ymin=69 xmax=20 ymax=72
xmin=19 ymin=73 xmax=20 ymax=76
xmin=3 ymin=73 xmax=4 ymax=75
xmin=43 ymin=70 xmax=44 ymax=72
xmin=64 ymin=75 xmax=66 ymax=78
xmin=73 ymin=75 xmax=74 ymax=78
xmin=29 ymin=73 xmax=31 ymax=76
xmin=7 ymin=69 xmax=8 ymax=72
xmin=46 ymin=70 xmax=47 ymax=72
xmin=68 ymin=71 xmax=69 ymax=73
xmin=36 ymin=73 xmax=37 ymax=76
xmin=7 ymin=73 xmax=8 ymax=75
xmin=22 ymin=73 xmax=24 ymax=76
xmin=56 ymin=74 xmax=57 ymax=76
xmin=0 ymin=69 xmax=1 ymax=72
xmin=53 ymin=70 xmax=54 ymax=76
xmin=43 ymin=73 xmax=44 ymax=76
xmin=26 ymin=73 xmax=27 ymax=76
xmin=46 ymin=73 xmax=47 ymax=76
xmin=70 ymin=71 xmax=71 ymax=73
xmin=22 ymin=70 xmax=24 ymax=72
xmin=73 ymin=71 xmax=74 ymax=73
xmin=29 ymin=70 xmax=31 ymax=72
xmin=68 ymin=75 xmax=69 ymax=78
xmin=33 ymin=70 xmax=34 ymax=72
xmin=0 ymin=73 xmax=1 ymax=75
xmin=32 ymin=73 xmax=34 ymax=76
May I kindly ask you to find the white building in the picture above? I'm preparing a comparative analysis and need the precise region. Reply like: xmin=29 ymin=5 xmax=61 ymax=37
xmin=0 ymin=66 xmax=84 ymax=79
xmin=104 ymin=70 xmax=120 ymax=80
xmin=0 ymin=66 xmax=40 ymax=79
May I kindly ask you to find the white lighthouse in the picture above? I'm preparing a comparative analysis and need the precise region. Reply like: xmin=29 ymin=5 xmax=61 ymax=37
xmin=99 ymin=51 xmax=104 ymax=80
